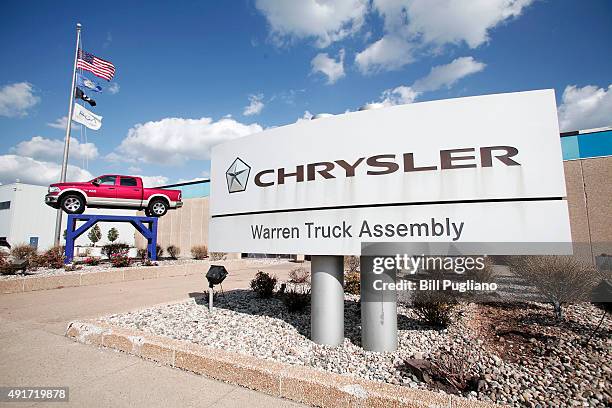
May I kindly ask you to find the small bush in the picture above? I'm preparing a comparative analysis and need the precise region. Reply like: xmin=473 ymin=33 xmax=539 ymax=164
xmin=344 ymin=255 xmax=360 ymax=273
xmin=412 ymin=290 xmax=458 ymax=328
xmin=209 ymin=252 xmax=226 ymax=261
xmin=11 ymin=244 xmax=37 ymax=261
xmin=136 ymin=248 xmax=148 ymax=260
xmin=110 ymin=249 xmax=131 ymax=268
xmin=344 ymin=271 xmax=360 ymax=295
xmin=167 ymin=245 xmax=180 ymax=259
xmin=509 ymin=255 xmax=599 ymax=319
xmin=466 ymin=256 xmax=495 ymax=283
xmin=88 ymin=225 xmax=102 ymax=246
xmin=156 ymin=244 xmax=164 ymax=258
xmin=250 ymin=271 xmax=277 ymax=298
xmin=107 ymin=227 xmax=119 ymax=243
xmin=289 ymin=266 xmax=310 ymax=284
xmin=142 ymin=259 xmax=158 ymax=267
xmin=191 ymin=245 xmax=208 ymax=260
xmin=84 ymin=256 xmax=101 ymax=266
xmin=283 ymin=286 xmax=310 ymax=313
xmin=101 ymin=242 xmax=130 ymax=259
xmin=35 ymin=246 xmax=65 ymax=269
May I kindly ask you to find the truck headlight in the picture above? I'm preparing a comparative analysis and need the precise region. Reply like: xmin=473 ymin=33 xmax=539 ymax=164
xmin=48 ymin=186 xmax=60 ymax=193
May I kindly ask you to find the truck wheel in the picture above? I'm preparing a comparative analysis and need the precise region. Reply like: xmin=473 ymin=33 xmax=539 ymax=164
xmin=60 ymin=194 xmax=85 ymax=214
xmin=147 ymin=199 xmax=168 ymax=217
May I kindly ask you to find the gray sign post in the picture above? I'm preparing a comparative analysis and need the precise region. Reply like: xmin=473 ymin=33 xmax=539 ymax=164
xmin=360 ymin=256 xmax=398 ymax=352
xmin=310 ymin=255 xmax=344 ymax=346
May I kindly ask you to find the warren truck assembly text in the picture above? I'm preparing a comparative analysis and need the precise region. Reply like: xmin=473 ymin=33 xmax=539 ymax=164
xmin=251 ymin=218 xmax=465 ymax=241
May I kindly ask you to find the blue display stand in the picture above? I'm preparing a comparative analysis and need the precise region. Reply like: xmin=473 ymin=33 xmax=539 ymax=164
xmin=64 ymin=214 xmax=158 ymax=264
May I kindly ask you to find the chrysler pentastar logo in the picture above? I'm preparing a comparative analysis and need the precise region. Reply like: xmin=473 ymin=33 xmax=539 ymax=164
xmin=226 ymin=157 xmax=251 ymax=193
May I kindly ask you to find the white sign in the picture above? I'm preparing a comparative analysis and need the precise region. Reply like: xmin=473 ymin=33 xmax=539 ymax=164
xmin=72 ymin=103 xmax=102 ymax=130
xmin=209 ymin=90 xmax=571 ymax=255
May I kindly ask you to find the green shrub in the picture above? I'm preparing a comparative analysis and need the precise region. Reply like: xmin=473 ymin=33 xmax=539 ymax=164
xmin=191 ymin=245 xmax=208 ymax=260
xmin=344 ymin=271 xmax=360 ymax=295
xmin=156 ymin=244 xmax=164 ymax=258
xmin=412 ymin=290 xmax=458 ymax=328
xmin=289 ymin=266 xmax=310 ymax=284
xmin=250 ymin=271 xmax=277 ymax=298
xmin=107 ymin=227 xmax=119 ymax=243
xmin=88 ymin=225 xmax=102 ymax=246
xmin=101 ymin=242 xmax=130 ymax=259
xmin=283 ymin=286 xmax=310 ymax=313
xmin=167 ymin=245 xmax=180 ymax=259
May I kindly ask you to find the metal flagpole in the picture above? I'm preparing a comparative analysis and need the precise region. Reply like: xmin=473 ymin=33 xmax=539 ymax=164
xmin=54 ymin=23 xmax=82 ymax=246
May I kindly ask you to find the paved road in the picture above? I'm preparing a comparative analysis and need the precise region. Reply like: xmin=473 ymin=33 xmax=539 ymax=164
xmin=0 ymin=262 xmax=306 ymax=408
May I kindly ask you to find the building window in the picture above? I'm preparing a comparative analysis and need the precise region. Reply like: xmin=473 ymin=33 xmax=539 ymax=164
xmin=0 ymin=201 xmax=10 ymax=210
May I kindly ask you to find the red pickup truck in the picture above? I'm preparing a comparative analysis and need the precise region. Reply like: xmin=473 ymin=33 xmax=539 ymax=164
xmin=45 ymin=175 xmax=182 ymax=217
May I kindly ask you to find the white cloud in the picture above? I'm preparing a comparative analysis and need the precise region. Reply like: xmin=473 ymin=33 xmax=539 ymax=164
xmin=108 ymin=83 xmax=120 ymax=95
xmin=115 ymin=117 xmax=263 ymax=165
xmin=400 ymin=0 xmax=534 ymax=48
xmin=47 ymin=116 xmax=78 ymax=130
xmin=11 ymin=135 xmax=99 ymax=162
xmin=311 ymin=49 xmax=345 ymax=84
xmin=127 ymin=166 xmax=143 ymax=173
xmin=243 ymin=94 xmax=265 ymax=116
xmin=0 ymin=82 xmax=40 ymax=117
xmin=137 ymin=175 xmax=169 ymax=188
xmin=355 ymin=35 xmax=413 ymax=74
xmin=557 ymin=84 xmax=612 ymax=132
xmin=412 ymin=56 xmax=486 ymax=92
xmin=255 ymin=0 xmax=368 ymax=47
xmin=379 ymin=56 xmax=486 ymax=105
xmin=0 ymin=155 xmax=93 ymax=186
xmin=380 ymin=85 xmax=420 ymax=105
xmin=357 ymin=0 xmax=533 ymax=73
xmin=295 ymin=110 xmax=314 ymax=123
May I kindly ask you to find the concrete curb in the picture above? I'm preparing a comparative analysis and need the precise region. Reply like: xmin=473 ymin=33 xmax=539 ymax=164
xmin=0 ymin=260 xmax=247 ymax=295
xmin=66 ymin=320 xmax=499 ymax=408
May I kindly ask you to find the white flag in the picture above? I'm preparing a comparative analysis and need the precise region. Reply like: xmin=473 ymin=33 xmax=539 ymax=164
xmin=72 ymin=103 xmax=102 ymax=130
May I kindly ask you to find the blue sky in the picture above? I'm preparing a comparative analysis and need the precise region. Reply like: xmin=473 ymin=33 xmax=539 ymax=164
xmin=1 ymin=0 xmax=611 ymax=186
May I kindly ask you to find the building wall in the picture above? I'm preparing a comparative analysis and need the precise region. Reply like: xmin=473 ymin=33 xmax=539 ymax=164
xmin=0 ymin=183 xmax=137 ymax=252
xmin=563 ymin=156 xmax=612 ymax=258
xmin=135 ymin=197 xmax=209 ymax=254
xmin=142 ymin=156 xmax=612 ymax=259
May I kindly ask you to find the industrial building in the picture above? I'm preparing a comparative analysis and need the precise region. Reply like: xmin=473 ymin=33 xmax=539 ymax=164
xmin=0 ymin=183 xmax=136 ymax=252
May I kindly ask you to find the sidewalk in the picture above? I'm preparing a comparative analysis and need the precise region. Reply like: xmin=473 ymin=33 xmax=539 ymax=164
xmin=0 ymin=261 xmax=306 ymax=408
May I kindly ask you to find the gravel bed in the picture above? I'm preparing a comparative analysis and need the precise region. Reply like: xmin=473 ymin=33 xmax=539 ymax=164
xmin=1 ymin=259 xmax=205 ymax=280
xmin=0 ymin=257 xmax=291 ymax=280
xmin=101 ymin=290 xmax=611 ymax=407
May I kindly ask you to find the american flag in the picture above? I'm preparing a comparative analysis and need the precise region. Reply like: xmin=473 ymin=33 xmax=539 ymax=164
xmin=77 ymin=49 xmax=115 ymax=81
